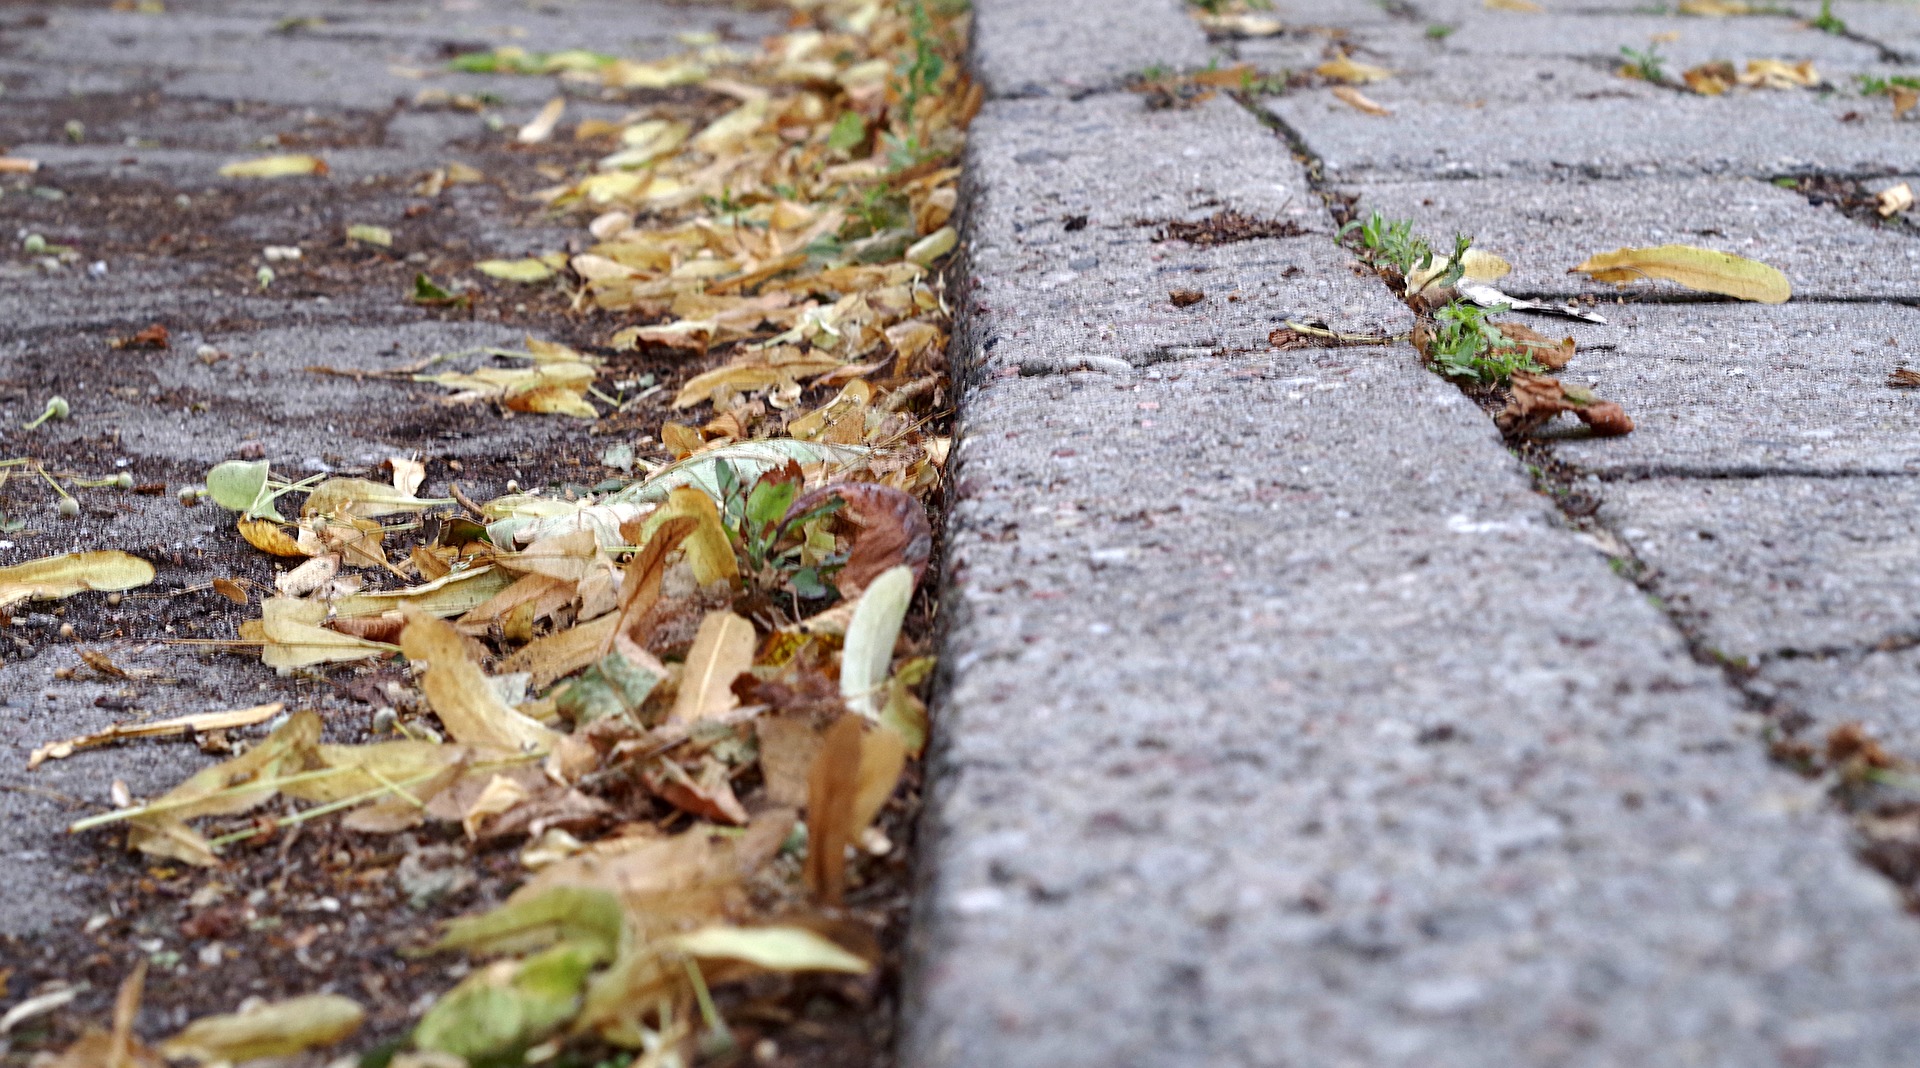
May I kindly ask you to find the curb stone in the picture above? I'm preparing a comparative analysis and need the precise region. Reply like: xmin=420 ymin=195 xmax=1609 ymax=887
xmin=905 ymin=1 xmax=1920 ymax=1064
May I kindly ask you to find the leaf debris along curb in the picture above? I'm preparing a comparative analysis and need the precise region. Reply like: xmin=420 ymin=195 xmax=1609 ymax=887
xmin=31 ymin=0 xmax=974 ymax=1063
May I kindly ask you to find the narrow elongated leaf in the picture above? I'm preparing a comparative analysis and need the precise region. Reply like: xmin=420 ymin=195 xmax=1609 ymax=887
xmin=1569 ymin=244 xmax=1791 ymax=303
xmin=218 ymin=154 xmax=327 ymax=178
xmin=0 ymin=551 xmax=155 ymax=610
xmin=670 ymin=925 xmax=870 ymax=974
xmin=840 ymin=565 xmax=914 ymax=718
xmin=159 ymin=995 xmax=363 ymax=1063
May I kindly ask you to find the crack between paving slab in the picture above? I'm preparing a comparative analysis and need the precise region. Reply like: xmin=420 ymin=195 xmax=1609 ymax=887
xmin=1230 ymin=77 xmax=1920 ymax=915
xmin=1580 ymin=464 xmax=1920 ymax=481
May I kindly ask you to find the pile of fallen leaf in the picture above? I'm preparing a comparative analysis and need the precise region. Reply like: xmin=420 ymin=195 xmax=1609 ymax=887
xmin=20 ymin=0 xmax=973 ymax=1062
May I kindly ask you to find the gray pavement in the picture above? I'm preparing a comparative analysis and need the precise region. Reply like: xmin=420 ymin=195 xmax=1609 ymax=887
xmin=908 ymin=0 xmax=1920 ymax=1066
xmin=0 ymin=0 xmax=782 ymax=934
xmin=7 ymin=0 xmax=1920 ymax=1064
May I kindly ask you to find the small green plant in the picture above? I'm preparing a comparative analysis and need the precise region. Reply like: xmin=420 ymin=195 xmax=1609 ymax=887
xmin=713 ymin=461 xmax=846 ymax=598
xmin=1340 ymin=211 xmax=1433 ymax=276
xmin=1810 ymin=0 xmax=1846 ymax=35
xmin=1425 ymin=23 xmax=1456 ymax=40
xmin=1425 ymin=302 xmax=1543 ymax=383
xmin=1340 ymin=212 xmax=1471 ymax=291
xmin=1619 ymin=44 xmax=1666 ymax=83
xmin=1858 ymin=73 xmax=1920 ymax=95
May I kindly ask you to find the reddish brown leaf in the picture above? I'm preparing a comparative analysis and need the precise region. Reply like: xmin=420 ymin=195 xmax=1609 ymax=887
xmin=782 ymin=482 xmax=931 ymax=597
xmin=110 ymin=323 xmax=170 ymax=350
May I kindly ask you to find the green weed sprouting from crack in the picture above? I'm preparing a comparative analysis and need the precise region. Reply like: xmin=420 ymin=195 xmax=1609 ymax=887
xmin=1858 ymin=72 xmax=1920 ymax=95
xmin=1425 ymin=302 xmax=1546 ymax=383
xmin=1339 ymin=212 xmax=1538 ymax=383
xmin=1810 ymin=0 xmax=1847 ymax=35
xmin=1619 ymin=44 xmax=1667 ymax=83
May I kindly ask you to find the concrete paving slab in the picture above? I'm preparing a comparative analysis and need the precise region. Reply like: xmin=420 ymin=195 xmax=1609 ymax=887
xmin=1833 ymin=0 xmax=1920 ymax=60
xmin=1535 ymin=303 xmax=1920 ymax=477
xmin=1369 ymin=8 xmax=1884 ymax=67
xmin=1266 ymin=55 xmax=1920 ymax=179
xmin=1599 ymin=475 xmax=1920 ymax=658
xmin=1758 ymin=647 xmax=1920 ymax=756
xmin=0 ymin=0 xmax=760 ymax=942
xmin=961 ymin=93 xmax=1403 ymax=376
xmin=907 ymin=357 xmax=1920 ymax=1068
xmin=970 ymin=0 xmax=1213 ymax=98
xmin=1346 ymin=175 xmax=1920 ymax=301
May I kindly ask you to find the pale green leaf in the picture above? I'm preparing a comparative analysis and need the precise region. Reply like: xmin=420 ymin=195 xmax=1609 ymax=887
xmin=670 ymin=925 xmax=870 ymax=974
xmin=840 ymin=565 xmax=914 ymax=718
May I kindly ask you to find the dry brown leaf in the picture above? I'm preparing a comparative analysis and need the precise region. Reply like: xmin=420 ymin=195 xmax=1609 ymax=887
xmin=669 ymin=611 xmax=756 ymax=722
xmin=804 ymin=716 xmax=905 ymax=905
xmin=400 ymin=609 xmax=560 ymax=755
xmin=756 ymin=713 xmax=824 ymax=807
xmin=30 ymin=702 xmax=284 ymax=769
xmin=804 ymin=715 xmax=863 ymax=905
xmin=643 ymin=756 xmax=749 ymax=825
xmin=1489 ymin=321 xmax=1576 ymax=371
xmin=1682 ymin=62 xmax=1735 ymax=95
xmin=1315 ymin=54 xmax=1392 ymax=84
xmin=1739 ymin=58 xmax=1817 ymax=89
xmin=1497 ymin=371 xmax=1635 ymax=437
xmin=783 ymin=482 xmax=932 ymax=597
xmin=1331 ymin=85 xmax=1392 ymax=116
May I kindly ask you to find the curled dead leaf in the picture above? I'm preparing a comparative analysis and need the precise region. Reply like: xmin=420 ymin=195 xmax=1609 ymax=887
xmin=1497 ymin=371 xmax=1635 ymax=438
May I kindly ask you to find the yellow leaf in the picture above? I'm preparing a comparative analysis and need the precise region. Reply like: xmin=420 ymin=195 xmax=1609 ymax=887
xmin=253 ymin=597 xmax=397 ymax=670
xmin=1738 ymin=58 xmax=1817 ymax=89
xmin=237 ymin=517 xmax=306 ymax=557
xmin=1877 ymin=181 xmax=1915 ymax=218
xmin=1569 ymin=244 xmax=1791 ymax=303
xmin=691 ymin=98 xmax=769 ymax=155
xmin=516 ymin=97 xmax=566 ymax=144
xmin=669 ymin=611 xmax=756 ymax=722
xmin=476 ymin=258 xmax=556 ymax=282
xmin=159 ymin=995 xmax=364 ymax=1063
xmin=1331 ymin=85 xmax=1392 ymax=116
xmin=1678 ymin=0 xmax=1753 ymax=13
xmin=346 ymin=224 xmax=393 ymax=247
xmin=30 ymin=702 xmax=283 ymax=769
xmin=0 ymin=551 xmax=155 ymax=610
xmin=1406 ymin=247 xmax=1512 ymax=293
xmin=1484 ymin=0 xmax=1542 ymax=9
xmin=302 ymin=477 xmax=444 ymax=518
xmin=1315 ymin=54 xmax=1392 ymax=84
xmin=400 ymin=609 xmax=560 ymax=754
xmin=647 ymin=487 xmax=740 ymax=587
xmin=218 ymin=154 xmax=328 ymax=178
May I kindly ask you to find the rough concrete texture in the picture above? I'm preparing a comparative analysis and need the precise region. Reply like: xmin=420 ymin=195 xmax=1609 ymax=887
xmin=968 ymin=0 xmax=1213 ymax=98
xmin=0 ymin=0 xmax=774 ymax=936
xmin=1601 ymin=476 xmax=1920 ymax=659
xmin=906 ymin=0 xmax=1920 ymax=1063
xmin=1348 ymin=176 xmax=1920 ymax=301
xmin=909 ymin=353 xmax=1920 ymax=1067
xmin=961 ymin=94 xmax=1403 ymax=375
xmin=1759 ymin=647 xmax=1920 ymax=756
xmin=1271 ymin=89 xmax=1919 ymax=182
xmin=1540 ymin=303 xmax=1920 ymax=477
